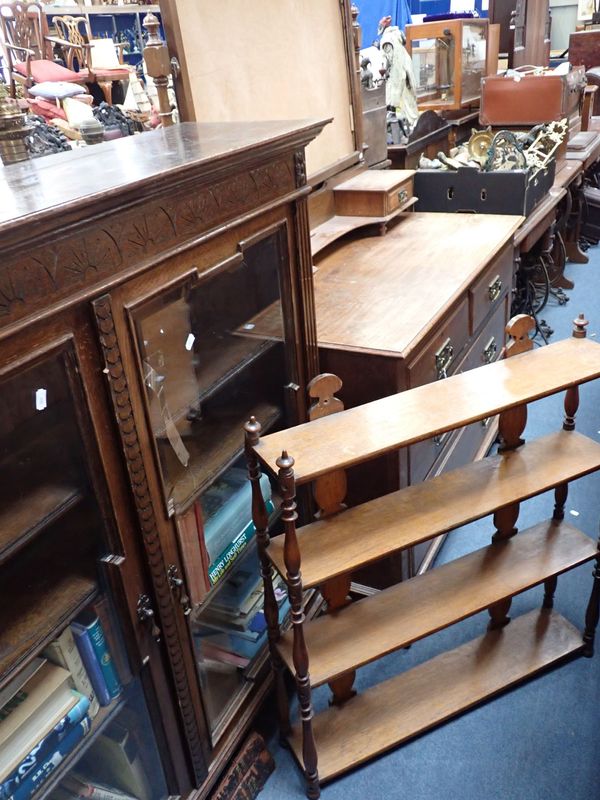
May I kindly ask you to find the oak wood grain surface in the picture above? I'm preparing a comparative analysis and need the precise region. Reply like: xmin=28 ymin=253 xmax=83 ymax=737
xmin=267 ymin=430 xmax=600 ymax=587
xmin=312 ymin=212 xmax=522 ymax=355
xmin=287 ymin=609 xmax=582 ymax=781
xmin=0 ymin=119 xmax=328 ymax=235
xmin=254 ymin=337 xmax=600 ymax=482
xmin=276 ymin=519 xmax=595 ymax=685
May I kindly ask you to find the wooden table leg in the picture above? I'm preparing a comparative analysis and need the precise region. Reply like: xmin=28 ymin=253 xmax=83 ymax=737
xmin=565 ymin=175 xmax=589 ymax=264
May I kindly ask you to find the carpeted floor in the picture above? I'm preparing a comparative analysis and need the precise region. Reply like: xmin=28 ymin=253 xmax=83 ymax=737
xmin=258 ymin=242 xmax=600 ymax=800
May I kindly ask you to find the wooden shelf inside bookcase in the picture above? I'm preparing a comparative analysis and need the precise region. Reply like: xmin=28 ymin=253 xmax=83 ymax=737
xmin=152 ymin=334 xmax=280 ymax=438
xmin=163 ymin=401 xmax=281 ymax=513
xmin=253 ymin=336 xmax=600 ymax=483
xmin=0 ymin=509 xmax=97 ymax=684
xmin=267 ymin=430 xmax=600 ymax=588
xmin=287 ymin=609 xmax=582 ymax=782
xmin=276 ymin=519 xmax=596 ymax=686
xmin=0 ymin=482 xmax=83 ymax=565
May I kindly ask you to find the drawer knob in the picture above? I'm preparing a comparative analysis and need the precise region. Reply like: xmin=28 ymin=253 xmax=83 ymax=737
xmin=488 ymin=275 xmax=502 ymax=302
xmin=398 ymin=189 xmax=408 ymax=204
xmin=433 ymin=432 xmax=449 ymax=447
xmin=483 ymin=337 xmax=498 ymax=364
xmin=435 ymin=338 xmax=454 ymax=380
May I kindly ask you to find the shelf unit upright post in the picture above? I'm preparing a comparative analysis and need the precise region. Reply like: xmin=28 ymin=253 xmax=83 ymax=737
xmin=248 ymin=312 xmax=600 ymax=798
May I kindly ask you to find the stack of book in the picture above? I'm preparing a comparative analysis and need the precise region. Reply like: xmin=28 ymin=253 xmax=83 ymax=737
xmin=194 ymin=547 xmax=289 ymax=669
xmin=175 ymin=468 xmax=274 ymax=607
xmin=201 ymin=468 xmax=273 ymax=588
xmin=0 ymin=604 xmax=124 ymax=800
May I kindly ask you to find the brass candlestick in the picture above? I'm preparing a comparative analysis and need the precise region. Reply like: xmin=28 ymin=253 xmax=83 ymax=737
xmin=0 ymin=92 xmax=32 ymax=166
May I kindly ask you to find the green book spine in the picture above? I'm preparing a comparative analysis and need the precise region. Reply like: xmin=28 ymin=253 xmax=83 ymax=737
xmin=85 ymin=617 xmax=121 ymax=700
xmin=208 ymin=501 xmax=274 ymax=587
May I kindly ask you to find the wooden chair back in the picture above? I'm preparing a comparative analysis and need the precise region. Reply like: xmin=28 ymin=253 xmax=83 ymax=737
xmin=0 ymin=1 xmax=46 ymax=61
xmin=52 ymin=15 xmax=90 ymax=69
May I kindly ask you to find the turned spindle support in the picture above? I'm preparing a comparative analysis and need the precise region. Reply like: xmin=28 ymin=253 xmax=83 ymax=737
xmin=488 ymin=315 xmax=535 ymax=629
xmin=278 ymin=451 xmax=319 ymax=799
xmin=308 ymin=374 xmax=356 ymax=706
xmin=142 ymin=13 xmax=174 ymax=127
xmin=244 ymin=417 xmax=290 ymax=738
xmin=583 ymin=523 xmax=600 ymax=658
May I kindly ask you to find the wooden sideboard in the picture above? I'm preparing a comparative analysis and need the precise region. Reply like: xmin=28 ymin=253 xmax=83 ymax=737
xmin=0 ymin=119 xmax=327 ymax=800
xmin=313 ymin=212 xmax=522 ymax=584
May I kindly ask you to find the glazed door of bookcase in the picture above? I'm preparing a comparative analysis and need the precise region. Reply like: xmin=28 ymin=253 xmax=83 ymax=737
xmin=105 ymin=216 xmax=310 ymax=759
xmin=0 ymin=309 xmax=193 ymax=800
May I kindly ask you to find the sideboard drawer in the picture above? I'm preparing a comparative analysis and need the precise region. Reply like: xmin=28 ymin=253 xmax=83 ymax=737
xmin=468 ymin=243 xmax=513 ymax=334
xmin=406 ymin=297 xmax=469 ymax=389
xmin=408 ymin=298 xmax=506 ymax=485
xmin=460 ymin=295 xmax=508 ymax=375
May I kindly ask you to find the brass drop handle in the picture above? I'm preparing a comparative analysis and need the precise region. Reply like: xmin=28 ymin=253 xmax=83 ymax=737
xmin=482 ymin=336 xmax=498 ymax=364
xmin=488 ymin=275 xmax=502 ymax=302
xmin=168 ymin=564 xmax=192 ymax=616
xmin=435 ymin=338 xmax=454 ymax=380
xmin=137 ymin=594 xmax=161 ymax=642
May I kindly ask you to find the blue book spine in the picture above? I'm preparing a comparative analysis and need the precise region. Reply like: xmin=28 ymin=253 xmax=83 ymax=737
xmin=7 ymin=717 xmax=91 ymax=800
xmin=71 ymin=624 xmax=111 ymax=707
xmin=0 ymin=694 xmax=90 ymax=800
xmin=84 ymin=618 xmax=121 ymax=701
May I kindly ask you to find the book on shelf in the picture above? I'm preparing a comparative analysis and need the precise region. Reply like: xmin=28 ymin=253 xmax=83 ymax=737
xmin=174 ymin=503 xmax=210 ymax=606
xmin=0 ymin=660 xmax=46 ymax=713
xmin=6 ymin=717 xmax=92 ymax=800
xmin=195 ymin=595 xmax=290 ymax=663
xmin=89 ymin=598 xmax=132 ymax=688
xmin=0 ymin=662 xmax=80 ymax=784
xmin=0 ymin=693 xmax=90 ymax=800
xmin=201 ymin=467 xmax=272 ymax=564
xmin=198 ymin=642 xmax=250 ymax=670
xmin=61 ymin=771 xmax=139 ymax=800
xmin=44 ymin=628 xmax=100 ymax=719
xmin=72 ymin=611 xmax=121 ymax=706
xmin=76 ymin=718 xmax=151 ymax=800
xmin=207 ymin=500 xmax=274 ymax=587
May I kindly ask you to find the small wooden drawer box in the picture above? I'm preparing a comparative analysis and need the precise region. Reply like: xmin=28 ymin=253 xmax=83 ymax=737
xmin=333 ymin=169 xmax=415 ymax=217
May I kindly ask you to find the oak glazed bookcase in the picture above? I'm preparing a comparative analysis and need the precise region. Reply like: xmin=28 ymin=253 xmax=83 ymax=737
xmin=0 ymin=119 xmax=326 ymax=799
xmin=247 ymin=314 xmax=600 ymax=798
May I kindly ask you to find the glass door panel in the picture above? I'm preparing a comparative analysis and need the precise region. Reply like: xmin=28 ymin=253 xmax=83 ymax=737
xmin=0 ymin=349 xmax=169 ymax=800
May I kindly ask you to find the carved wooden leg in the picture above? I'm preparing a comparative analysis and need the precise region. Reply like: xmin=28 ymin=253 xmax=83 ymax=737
xmin=492 ymin=503 xmax=519 ymax=543
xmin=543 ymin=574 xmax=558 ymax=609
xmin=583 ymin=556 xmax=600 ymax=658
xmin=278 ymin=452 xmax=319 ymax=799
xmin=97 ymin=80 xmax=113 ymax=105
xmin=498 ymin=404 xmax=527 ymax=452
xmin=553 ymin=483 xmax=568 ymax=521
xmin=245 ymin=419 xmax=290 ymax=738
xmin=563 ymin=385 xmax=579 ymax=431
xmin=488 ymin=503 xmax=519 ymax=627
xmin=321 ymin=574 xmax=355 ymax=705
xmin=488 ymin=597 xmax=512 ymax=630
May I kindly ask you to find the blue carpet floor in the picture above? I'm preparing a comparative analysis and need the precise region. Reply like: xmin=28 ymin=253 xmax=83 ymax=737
xmin=259 ymin=245 xmax=600 ymax=800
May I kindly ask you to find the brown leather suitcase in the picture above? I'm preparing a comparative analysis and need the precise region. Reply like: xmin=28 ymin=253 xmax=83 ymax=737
xmin=479 ymin=66 xmax=586 ymax=125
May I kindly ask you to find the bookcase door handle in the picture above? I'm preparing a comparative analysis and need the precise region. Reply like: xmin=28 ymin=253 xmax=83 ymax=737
xmin=137 ymin=593 xmax=162 ymax=642
xmin=167 ymin=564 xmax=192 ymax=616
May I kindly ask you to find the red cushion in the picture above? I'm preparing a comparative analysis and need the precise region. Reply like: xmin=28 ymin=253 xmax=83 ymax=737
xmin=26 ymin=97 xmax=68 ymax=121
xmin=15 ymin=59 xmax=87 ymax=83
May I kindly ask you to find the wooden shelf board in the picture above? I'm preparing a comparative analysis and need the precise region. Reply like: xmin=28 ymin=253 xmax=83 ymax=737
xmin=254 ymin=337 xmax=600 ymax=483
xmin=0 ymin=570 xmax=96 ymax=686
xmin=164 ymin=400 xmax=281 ymax=513
xmin=0 ymin=484 xmax=83 ymax=566
xmin=288 ymin=609 xmax=583 ymax=782
xmin=277 ymin=519 xmax=596 ymax=686
xmin=268 ymin=430 xmax=600 ymax=588
xmin=310 ymin=200 xmax=417 ymax=257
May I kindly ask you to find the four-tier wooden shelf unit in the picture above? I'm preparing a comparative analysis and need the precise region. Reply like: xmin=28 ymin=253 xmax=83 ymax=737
xmin=245 ymin=314 xmax=600 ymax=798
